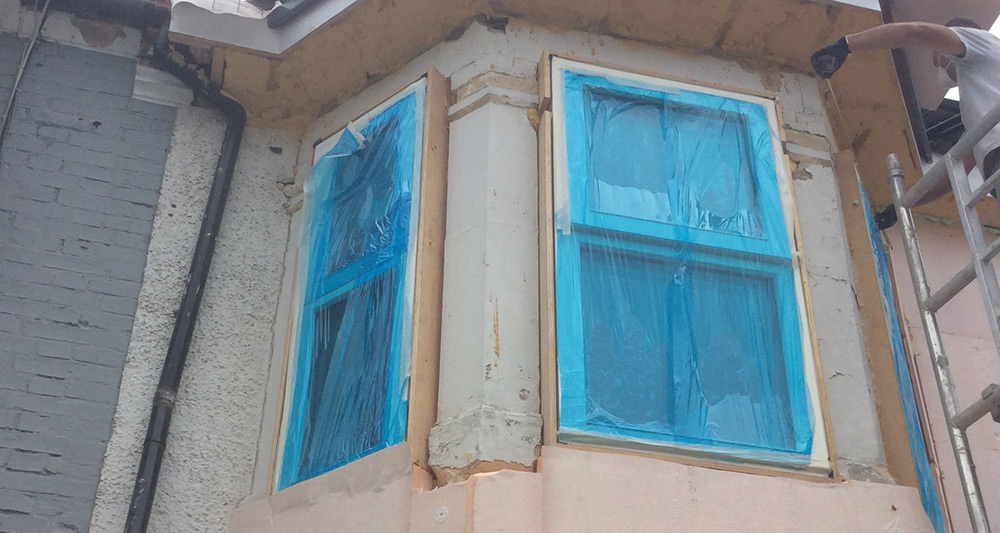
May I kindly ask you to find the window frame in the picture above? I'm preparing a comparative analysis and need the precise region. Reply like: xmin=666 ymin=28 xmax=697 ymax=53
xmin=265 ymin=70 xmax=449 ymax=493
xmin=561 ymin=75 xmax=788 ymax=259
xmin=538 ymin=55 xmax=838 ymax=478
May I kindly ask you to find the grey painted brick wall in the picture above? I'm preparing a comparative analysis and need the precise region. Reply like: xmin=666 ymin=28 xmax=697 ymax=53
xmin=0 ymin=33 xmax=175 ymax=533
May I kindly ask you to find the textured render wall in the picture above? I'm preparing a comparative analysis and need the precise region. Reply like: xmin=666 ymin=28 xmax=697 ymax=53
xmin=89 ymin=105 xmax=297 ymax=533
xmin=282 ymin=21 xmax=885 ymax=486
xmin=886 ymin=218 xmax=1000 ymax=533
xmin=0 ymin=34 xmax=174 ymax=533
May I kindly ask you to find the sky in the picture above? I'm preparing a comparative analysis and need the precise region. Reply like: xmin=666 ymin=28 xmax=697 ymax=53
xmin=945 ymin=14 xmax=1000 ymax=101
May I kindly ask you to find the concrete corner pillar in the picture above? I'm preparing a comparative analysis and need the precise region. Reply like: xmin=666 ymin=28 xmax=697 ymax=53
xmin=429 ymin=74 xmax=542 ymax=483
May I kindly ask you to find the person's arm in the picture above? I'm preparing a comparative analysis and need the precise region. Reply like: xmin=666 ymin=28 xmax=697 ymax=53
xmin=811 ymin=22 xmax=966 ymax=78
xmin=845 ymin=22 xmax=966 ymax=55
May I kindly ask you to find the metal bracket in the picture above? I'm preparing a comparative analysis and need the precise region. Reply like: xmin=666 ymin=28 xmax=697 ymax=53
xmin=952 ymin=384 xmax=1000 ymax=430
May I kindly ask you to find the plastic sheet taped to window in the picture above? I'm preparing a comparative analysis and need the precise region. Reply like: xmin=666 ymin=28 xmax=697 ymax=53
xmin=555 ymin=68 xmax=815 ymax=465
xmin=859 ymin=180 xmax=945 ymax=532
xmin=279 ymin=86 xmax=424 ymax=490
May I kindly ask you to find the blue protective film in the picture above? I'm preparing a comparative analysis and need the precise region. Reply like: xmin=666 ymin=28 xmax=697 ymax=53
xmin=859 ymin=180 xmax=945 ymax=532
xmin=279 ymin=89 xmax=424 ymax=490
xmin=555 ymin=68 xmax=814 ymax=465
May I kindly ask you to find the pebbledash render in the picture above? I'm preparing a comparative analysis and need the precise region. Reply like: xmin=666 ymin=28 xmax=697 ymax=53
xmin=1 ymin=0 xmax=998 ymax=532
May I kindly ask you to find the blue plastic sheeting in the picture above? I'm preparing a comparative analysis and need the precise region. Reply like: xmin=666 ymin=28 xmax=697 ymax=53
xmin=279 ymin=90 xmax=424 ymax=490
xmin=555 ymin=69 xmax=814 ymax=464
xmin=859 ymin=180 xmax=945 ymax=532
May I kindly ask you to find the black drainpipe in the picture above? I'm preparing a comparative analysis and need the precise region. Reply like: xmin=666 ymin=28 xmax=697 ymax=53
xmin=124 ymin=23 xmax=247 ymax=533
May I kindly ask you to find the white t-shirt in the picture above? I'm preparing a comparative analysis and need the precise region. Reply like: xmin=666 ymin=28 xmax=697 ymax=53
xmin=946 ymin=27 xmax=1000 ymax=172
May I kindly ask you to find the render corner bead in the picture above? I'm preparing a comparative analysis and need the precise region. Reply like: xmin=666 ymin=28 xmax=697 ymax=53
xmin=428 ymin=405 xmax=542 ymax=482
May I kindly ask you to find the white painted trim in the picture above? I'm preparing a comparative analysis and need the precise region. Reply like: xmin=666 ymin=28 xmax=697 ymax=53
xmin=133 ymin=66 xmax=195 ymax=108
xmin=549 ymin=57 xmax=831 ymax=473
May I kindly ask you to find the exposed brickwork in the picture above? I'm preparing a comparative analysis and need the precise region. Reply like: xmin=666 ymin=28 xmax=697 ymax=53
xmin=0 ymin=33 xmax=175 ymax=533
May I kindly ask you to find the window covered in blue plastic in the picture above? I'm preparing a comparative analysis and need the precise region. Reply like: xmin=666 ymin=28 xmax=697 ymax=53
xmin=554 ymin=63 xmax=815 ymax=465
xmin=584 ymin=91 xmax=763 ymax=239
xmin=279 ymin=85 xmax=424 ymax=490
xmin=858 ymin=179 xmax=944 ymax=532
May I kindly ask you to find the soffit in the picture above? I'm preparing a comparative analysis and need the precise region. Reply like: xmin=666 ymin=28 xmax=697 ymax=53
xmin=191 ymin=0 xmax=879 ymax=132
xmin=185 ymin=0 xmax=974 ymax=221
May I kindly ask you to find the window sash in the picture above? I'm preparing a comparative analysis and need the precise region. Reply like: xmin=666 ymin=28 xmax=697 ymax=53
xmin=562 ymin=70 xmax=790 ymax=260
xmin=553 ymin=59 xmax=819 ymax=468
xmin=278 ymin=85 xmax=425 ymax=490
xmin=555 ymin=231 xmax=813 ymax=463
xmin=283 ymin=261 xmax=405 ymax=485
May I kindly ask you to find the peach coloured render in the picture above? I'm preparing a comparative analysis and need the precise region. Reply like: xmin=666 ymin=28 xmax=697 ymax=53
xmin=229 ymin=445 xmax=931 ymax=532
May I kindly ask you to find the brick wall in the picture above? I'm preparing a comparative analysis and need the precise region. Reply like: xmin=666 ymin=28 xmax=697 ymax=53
xmin=0 ymin=33 xmax=175 ymax=533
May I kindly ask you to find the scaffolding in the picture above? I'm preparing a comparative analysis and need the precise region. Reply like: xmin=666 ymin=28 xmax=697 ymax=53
xmin=885 ymin=102 xmax=1000 ymax=533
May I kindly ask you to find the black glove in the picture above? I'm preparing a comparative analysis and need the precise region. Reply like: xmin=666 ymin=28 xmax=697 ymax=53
xmin=875 ymin=204 xmax=897 ymax=230
xmin=811 ymin=37 xmax=850 ymax=79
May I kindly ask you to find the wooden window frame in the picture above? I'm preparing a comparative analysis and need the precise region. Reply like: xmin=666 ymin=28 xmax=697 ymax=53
xmin=537 ymin=53 xmax=840 ymax=482
xmin=264 ymin=69 xmax=449 ymax=493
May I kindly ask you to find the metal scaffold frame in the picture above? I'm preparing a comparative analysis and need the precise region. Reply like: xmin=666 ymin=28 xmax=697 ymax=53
xmin=885 ymin=102 xmax=1000 ymax=533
